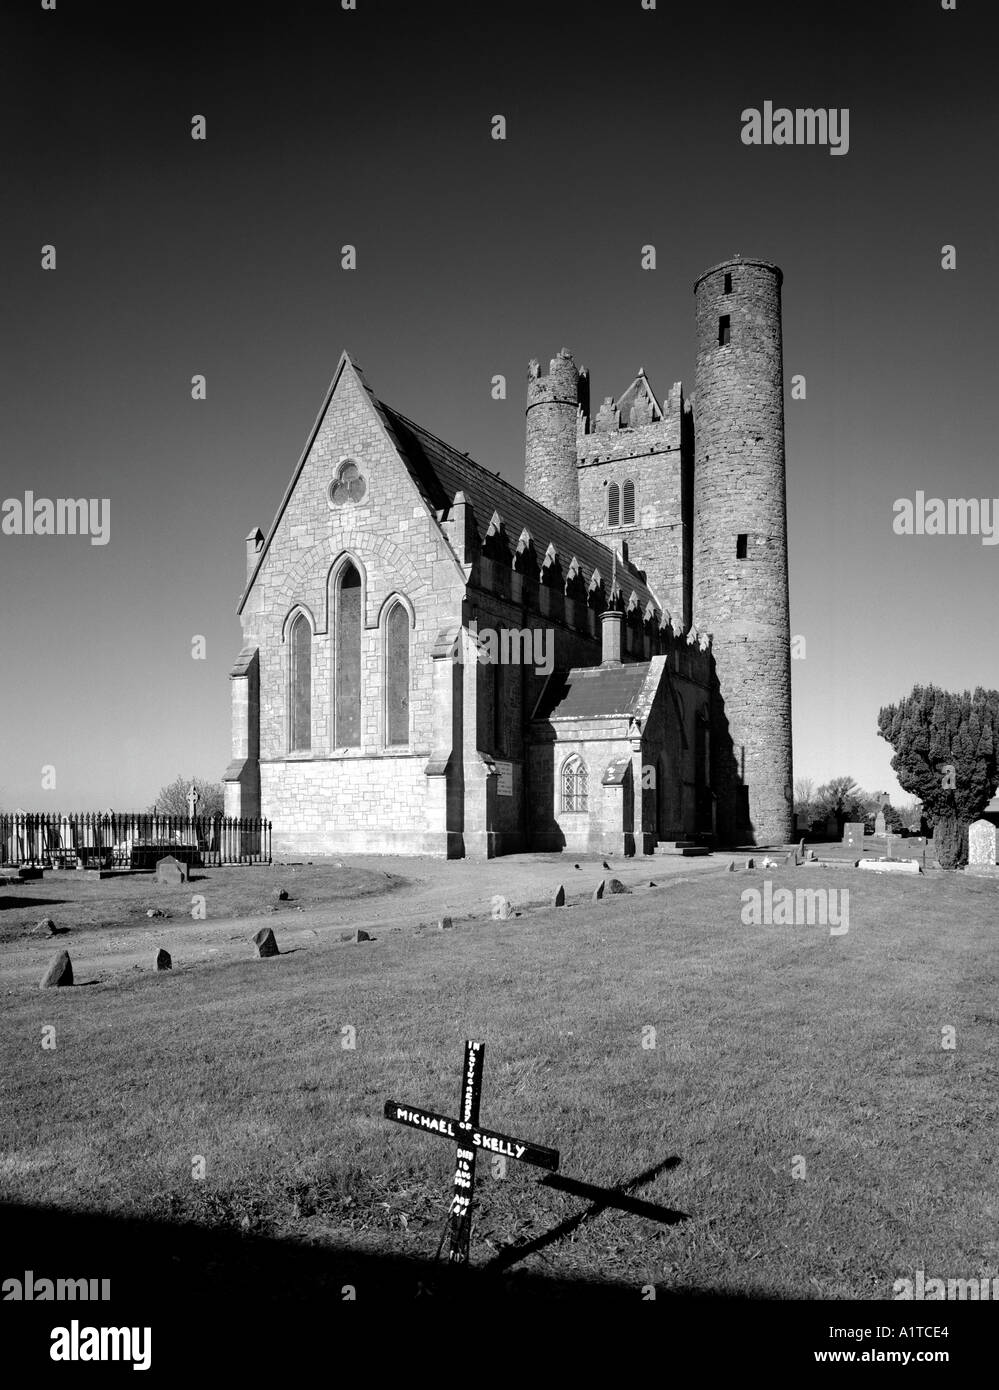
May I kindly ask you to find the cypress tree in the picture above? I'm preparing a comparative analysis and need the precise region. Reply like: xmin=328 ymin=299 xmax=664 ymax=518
xmin=877 ymin=685 xmax=999 ymax=869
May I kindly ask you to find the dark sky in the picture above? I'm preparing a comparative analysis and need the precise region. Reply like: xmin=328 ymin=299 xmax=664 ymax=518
xmin=1 ymin=0 xmax=996 ymax=808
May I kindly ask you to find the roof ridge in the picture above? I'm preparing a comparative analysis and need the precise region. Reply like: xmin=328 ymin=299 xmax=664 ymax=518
xmin=382 ymin=402 xmax=653 ymax=590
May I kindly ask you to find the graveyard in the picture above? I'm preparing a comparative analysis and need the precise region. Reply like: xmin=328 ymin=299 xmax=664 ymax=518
xmin=1 ymin=853 xmax=995 ymax=1298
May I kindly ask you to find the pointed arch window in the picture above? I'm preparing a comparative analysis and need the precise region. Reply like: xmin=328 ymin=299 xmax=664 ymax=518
xmin=289 ymin=612 xmax=312 ymax=751
xmin=561 ymin=755 xmax=588 ymax=814
xmin=384 ymin=601 xmax=410 ymax=746
xmin=335 ymin=563 xmax=362 ymax=747
xmin=607 ymin=483 xmax=620 ymax=527
xmin=622 ymin=479 xmax=636 ymax=526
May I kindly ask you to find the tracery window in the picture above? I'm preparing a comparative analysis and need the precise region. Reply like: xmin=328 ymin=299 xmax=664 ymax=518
xmin=561 ymin=756 xmax=588 ymax=814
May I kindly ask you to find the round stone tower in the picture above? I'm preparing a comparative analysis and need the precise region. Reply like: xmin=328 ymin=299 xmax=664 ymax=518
xmin=693 ymin=256 xmax=793 ymax=846
xmin=525 ymin=348 xmax=581 ymax=524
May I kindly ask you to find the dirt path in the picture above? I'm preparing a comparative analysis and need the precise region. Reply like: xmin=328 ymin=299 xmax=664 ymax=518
xmin=1 ymin=852 xmax=725 ymax=988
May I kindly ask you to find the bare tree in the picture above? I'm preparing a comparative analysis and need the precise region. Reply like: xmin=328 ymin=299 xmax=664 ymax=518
xmin=151 ymin=776 xmax=225 ymax=819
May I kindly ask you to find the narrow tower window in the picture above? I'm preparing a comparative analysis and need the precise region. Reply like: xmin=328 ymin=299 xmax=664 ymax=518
xmin=607 ymin=483 xmax=620 ymax=527
xmin=289 ymin=612 xmax=312 ymax=751
xmin=622 ymin=480 xmax=635 ymax=526
xmin=736 ymin=533 xmax=748 ymax=559
xmin=723 ymin=273 xmax=732 ymax=293
xmin=718 ymin=315 xmax=731 ymax=346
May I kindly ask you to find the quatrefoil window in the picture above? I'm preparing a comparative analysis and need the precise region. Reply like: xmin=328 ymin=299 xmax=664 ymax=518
xmin=329 ymin=461 xmax=367 ymax=506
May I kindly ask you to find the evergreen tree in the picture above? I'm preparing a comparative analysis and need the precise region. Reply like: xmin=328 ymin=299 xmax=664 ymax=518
xmin=877 ymin=685 xmax=999 ymax=868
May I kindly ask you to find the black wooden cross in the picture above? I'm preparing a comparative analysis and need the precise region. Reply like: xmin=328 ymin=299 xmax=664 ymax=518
xmin=383 ymin=1040 xmax=560 ymax=1265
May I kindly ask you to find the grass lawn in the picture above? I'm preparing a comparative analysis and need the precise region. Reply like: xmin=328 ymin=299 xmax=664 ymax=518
xmin=1 ymin=865 xmax=996 ymax=1298
xmin=0 ymin=862 xmax=407 ymax=943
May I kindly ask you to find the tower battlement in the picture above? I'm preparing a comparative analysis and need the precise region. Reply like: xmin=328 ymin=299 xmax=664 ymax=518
xmin=524 ymin=349 xmax=583 ymax=525
xmin=526 ymin=349 xmax=582 ymax=405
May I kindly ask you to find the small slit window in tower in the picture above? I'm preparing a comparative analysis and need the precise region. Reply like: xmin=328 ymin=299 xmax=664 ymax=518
xmin=736 ymin=533 xmax=748 ymax=559
xmin=719 ymin=315 xmax=731 ymax=346
xmin=607 ymin=482 xmax=620 ymax=527
xmin=723 ymin=273 xmax=732 ymax=294
xmin=622 ymin=480 xmax=635 ymax=526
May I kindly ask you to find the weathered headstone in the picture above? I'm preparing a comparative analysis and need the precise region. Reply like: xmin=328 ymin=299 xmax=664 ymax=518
xmin=842 ymin=821 xmax=865 ymax=853
xmin=552 ymin=885 xmax=566 ymax=907
xmin=39 ymin=950 xmax=73 ymax=988
xmin=34 ymin=918 xmax=58 ymax=937
xmin=593 ymin=880 xmax=606 ymax=900
xmin=494 ymin=897 xmax=513 ymax=920
xmin=155 ymin=948 xmax=172 ymax=971
xmin=824 ymin=814 xmax=838 ymax=839
xmin=438 ymin=916 xmax=454 ymax=930
xmin=155 ymin=855 xmax=188 ymax=886
xmin=874 ymin=810 xmax=886 ymax=837
xmin=340 ymin=928 xmax=371 ymax=943
xmin=273 ymin=888 xmax=289 ymax=901
xmin=252 ymin=926 xmax=280 ymax=958
xmin=383 ymin=1041 xmax=559 ymax=1266
xmin=745 ymin=857 xmax=755 ymax=870
xmin=968 ymin=819 xmax=998 ymax=867
xmin=606 ymin=878 xmax=631 ymax=895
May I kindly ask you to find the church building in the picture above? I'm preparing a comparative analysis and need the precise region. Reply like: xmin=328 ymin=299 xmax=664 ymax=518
xmin=224 ymin=256 xmax=794 ymax=857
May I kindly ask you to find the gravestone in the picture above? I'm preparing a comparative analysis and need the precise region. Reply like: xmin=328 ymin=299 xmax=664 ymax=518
xmin=494 ymin=897 xmax=513 ymax=920
xmin=155 ymin=948 xmax=172 ymax=971
xmin=968 ymin=819 xmax=997 ymax=868
xmin=438 ymin=916 xmax=454 ymax=931
xmin=155 ymin=855 xmax=188 ymax=885
xmin=842 ymin=821 xmax=865 ymax=853
xmin=39 ymin=950 xmax=73 ymax=988
xmin=552 ymin=885 xmax=566 ymax=907
xmin=874 ymin=810 xmax=886 ymax=837
xmin=273 ymin=888 xmax=289 ymax=901
xmin=252 ymin=926 xmax=280 ymax=958
xmin=593 ymin=880 xmax=606 ymax=900
xmin=384 ymin=1041 xmax=559 ymax=1265
xmin=340 ymin=928 xmax=371 ymax=942
xmin=824 ymin=814 xmax=838 ymax=839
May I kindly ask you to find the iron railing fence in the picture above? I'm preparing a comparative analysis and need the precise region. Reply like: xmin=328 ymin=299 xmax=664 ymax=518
xmin=0 ymin=811 xmax=271 ymax=869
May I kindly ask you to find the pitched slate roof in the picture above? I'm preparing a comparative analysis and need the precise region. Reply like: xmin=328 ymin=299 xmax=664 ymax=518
xmin=533 ymin=663 xmax=653 ymax=722
xmin=379 ymin=404 xmax=664 ymax=616
xmin=238 ymin=352 xmax=667 ymax=619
